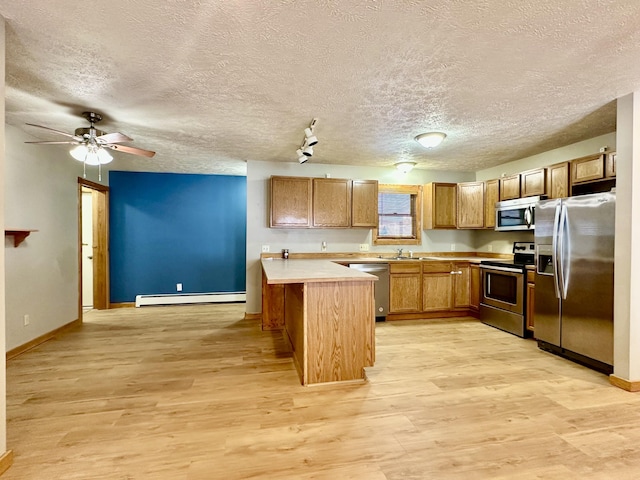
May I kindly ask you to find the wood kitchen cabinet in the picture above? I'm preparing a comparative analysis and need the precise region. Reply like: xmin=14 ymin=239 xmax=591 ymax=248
xmin=526 ymin=269 xmax=535 ymax=334
xmin=312 ymin=178 xmax=352 ymax=227
xmin=500 ymin=174 xmax=521 ymax=200
xmin=470 ymin=264 xmax=480 ymax=313
xmin=546 ymin=161 xmax=570 ymax=199
xmin=520 ymin=168 xmax=546 ymax=197
xmin=457 ymin=182 xmax=484 ymax=229
xmin=422 ymin=262 xmax=453 ymax=311
xmin=423 ymin=182 xmax=457 ymax=229
xmin=270 ymin=176 xmax=312 ymax=228
xmin=606 ymin=152 xmax=617 ymax=178
xmin=483 ymin=179 xmax=499 ymax=229
xmin=571 ymin=153 xmax=606 ymax=184
xmin=421 ymin=261 xmax=470 ymax=312
xmin=351 ymin=180 xmax=378 ymax=227
xmin=389 ymin=263 xmax=422 ymax=313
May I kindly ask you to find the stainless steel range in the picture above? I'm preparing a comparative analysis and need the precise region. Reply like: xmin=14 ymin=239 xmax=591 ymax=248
xmin=479 ymin=241 xmax=535 ymax=338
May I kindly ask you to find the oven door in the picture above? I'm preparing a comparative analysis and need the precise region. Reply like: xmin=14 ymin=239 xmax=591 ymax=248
xmin=480 ymin=265 xmax=524 ymax=315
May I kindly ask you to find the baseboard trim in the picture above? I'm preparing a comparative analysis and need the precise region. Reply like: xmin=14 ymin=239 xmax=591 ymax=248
xmin=0 ymin=449 xmax=14 ymax=475
xmin=109 ymin=302 xmax=135 ymax=308
xmin=386 ymin=310 xmax=475 ymax=321
xmin=609 ymin=374 xmax=640 ymax=392
xmin=244 ymin=312 xmax=262 ymax=321
xmin=6 ymin=318 xmax=82 ymax=361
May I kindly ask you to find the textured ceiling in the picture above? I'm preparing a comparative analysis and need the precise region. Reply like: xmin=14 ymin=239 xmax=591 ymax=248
xmin=1 ymin=1 xmax=639 ymax=176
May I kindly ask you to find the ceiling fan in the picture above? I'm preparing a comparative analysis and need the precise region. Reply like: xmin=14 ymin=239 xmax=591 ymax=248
xmin=25 ymin=110 xmax=155 ymax=167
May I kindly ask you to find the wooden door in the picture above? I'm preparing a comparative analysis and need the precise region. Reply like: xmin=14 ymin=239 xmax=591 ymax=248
xmin=423 ymin=182 xmax=457 ymax=229
xmin=422 ymin=262 xmax=453 ymax=311
xmin=571 ymin=154 xmax=605 ymax=184
xmin=351 ymin=180 xmax=378 ymax=227
xmin=500 ymin=174 xmax=520 ymax=200
xmin=270 ymin=176 xmax=312 ymax=227
xmin=483 ymin=179 xmax=499 ymax=229
xmin=470 ymin=264 xmax=480 ymax=312
xmin=520 ymin=168 xmax=546 ymax=197
xmin=452 ymin=262 xmax=470 ymax=309
xmin=546 ymin=162 xmax=570 ymax=199
xmin=457 ymin=182 xmax=484 ymax=228
xmin=313 ymin=178 xmax=352 ymax=227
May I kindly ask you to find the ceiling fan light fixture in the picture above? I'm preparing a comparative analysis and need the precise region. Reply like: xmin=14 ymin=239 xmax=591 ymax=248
xmin=70 ymin=144 xmax=88 ymax=162
xmin=395 ymin=161 xmax=416 ymax=174
xmin=415 ymin=132 xmax=446 ymax=148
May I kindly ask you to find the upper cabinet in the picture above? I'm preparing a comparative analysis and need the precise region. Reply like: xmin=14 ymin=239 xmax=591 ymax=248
xmin=571 ymin=153 xmax=605 ymax=184
xmin=499 ymin=174 xmax=520 ymax=200
xmin=351 ymin=180 xmax=379 ymax=227
xmin=423 ymin=183 xmax=457 ymax=229
xmin=520 ymin=168 xmax=546 ymax=197
xmin=606 ymin=152 xmax=617 ymax=178
xmin=483 ymin=179 xmax=500 ymax=229
xmin=457 ymin=181 xmax=484 ymax=229
xmin=269 ymin=176 xmax=378 ymax=229
xmin=313 ymin=178 xmax=352 ymax=227
xmin=546 ymin=162 xmax=570 ymax=199
xmin=270 ymin=176 xmax=312 ymax=228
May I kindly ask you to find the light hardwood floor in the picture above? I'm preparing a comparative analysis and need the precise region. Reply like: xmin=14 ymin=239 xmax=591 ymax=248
xmin=5 ymin=304 xmax=640 ymax=479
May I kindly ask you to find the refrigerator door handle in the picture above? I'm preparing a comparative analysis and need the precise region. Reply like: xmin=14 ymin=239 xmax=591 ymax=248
xmin=557 ymin=204 xmax=569 ymax=300
xmin=552 ymin=204 xmax=562 ymax=299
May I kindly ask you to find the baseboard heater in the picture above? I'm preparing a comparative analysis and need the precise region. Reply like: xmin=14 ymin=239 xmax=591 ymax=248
xmin=135 ymin=292 xmax=246 ymax=307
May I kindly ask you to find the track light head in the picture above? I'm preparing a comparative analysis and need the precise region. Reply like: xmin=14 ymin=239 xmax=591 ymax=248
xmin=302 ymin=144 xmax=314 ymax=156
xmin=304 ymin=128 xmax=318 ymax=146
xmin=298 ymin=155 xmax=308 ymax=164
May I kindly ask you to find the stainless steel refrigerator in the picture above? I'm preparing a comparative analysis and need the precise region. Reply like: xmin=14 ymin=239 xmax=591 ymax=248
xmin=534 ymin=191 xmax=615 ymax=373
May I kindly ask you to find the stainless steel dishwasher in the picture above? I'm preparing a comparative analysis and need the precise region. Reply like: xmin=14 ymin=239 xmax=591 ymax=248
xmin=349 ymin=263 xmax=389 ymax=321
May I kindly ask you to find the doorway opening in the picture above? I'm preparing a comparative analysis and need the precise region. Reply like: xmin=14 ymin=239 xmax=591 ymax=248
xmin=78 ymin=178 xmax=110 ymax=320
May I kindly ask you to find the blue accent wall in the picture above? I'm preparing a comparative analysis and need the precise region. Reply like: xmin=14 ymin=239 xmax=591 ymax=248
xmin=109 ymin=171 xmax=246 ymax=303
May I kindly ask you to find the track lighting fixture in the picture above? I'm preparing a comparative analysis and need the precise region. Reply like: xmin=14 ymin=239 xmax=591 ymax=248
xmin=294 ymin=118 xmax=319 ymax=164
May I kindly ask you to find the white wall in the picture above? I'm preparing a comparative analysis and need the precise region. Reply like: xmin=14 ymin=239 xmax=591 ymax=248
xmin=4 ymin=124 xmax=84 ymax=351
xmin=0 ymin=14 xmax=7 ymax=455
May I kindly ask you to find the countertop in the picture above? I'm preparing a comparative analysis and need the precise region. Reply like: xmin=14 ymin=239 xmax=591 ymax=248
xmin=261 ymin=258 xmax=378 ymax=284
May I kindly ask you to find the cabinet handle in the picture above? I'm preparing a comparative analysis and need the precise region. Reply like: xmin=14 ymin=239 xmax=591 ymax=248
xmin=457 ymin=270 xmax=462 ymax=275
xmin=450 ymin=271 xmax=456 ymax=274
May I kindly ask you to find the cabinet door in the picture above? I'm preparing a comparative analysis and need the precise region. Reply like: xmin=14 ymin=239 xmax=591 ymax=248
xmin=606 ymin=152 xmax=616 ymax=178
xmin=546 ymin=162 xmax=570 ymax=199
xmin=422 ymin=262 xmax=453 ymax=311
xmin=483 ymin=179 xmax=499 ymax=229
xmin=270 ymin=176 xmax=312 ymax=228
xmin=352 ymin=180 xmax=378 ymax=227
xmin=457 ymin=182 xmax=484 ymax=229
xmin=313 ymin=178 xmax=352 ymax=227
xmin=571 ymin=154 xmax=605 ymax=184
xmin=423 ymin=183 xmax=457 ymax=229
xmin=526 ymin=276 xmax=535 ymax=333
xmin=452 ymin=262 xmax=470 ymax=308
xmin=470 ymin=264 xmax=480 ymax=311
xmin=520 ymin=168 xmax=546 ymax=197
xmin=390 ymin=273 xmax=422 ymax=313
xmin=500 ymin=174 xmax=521 ymax=200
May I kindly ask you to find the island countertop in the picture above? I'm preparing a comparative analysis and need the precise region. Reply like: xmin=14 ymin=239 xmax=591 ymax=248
xmin=261 ymin=258 xmax=377 ymax=284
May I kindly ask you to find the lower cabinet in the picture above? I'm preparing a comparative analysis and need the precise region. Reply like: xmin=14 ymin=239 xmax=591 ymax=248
xmin=389 ymin=261 xmax=472 ymax=316
xmin=470 ymin=264 xmax=480 ymax=313
xmin=526 ymin=269 xmax=535 ymax=333
xmin=389 ymin=263 xmax=422 ymax=313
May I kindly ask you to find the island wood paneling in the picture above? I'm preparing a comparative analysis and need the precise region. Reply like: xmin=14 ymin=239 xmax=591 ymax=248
xmin=284 ymin=283 xmax=306 ymax=382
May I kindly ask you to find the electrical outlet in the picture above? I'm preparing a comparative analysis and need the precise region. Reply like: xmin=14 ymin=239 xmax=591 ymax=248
xmin=321 ymin=241 xmax=327 ymax=252
xmin=451 ymin=243 xmax=456 ymax=251
xmin=487 ymin=244 xmax=493 ymax=252
xmin=176 ymin=283 xmax=183 ymax=292
xmin=23 ymin=314 xmax=30 ymax=326
xmin=261 ymin=245 xmax=270 ymax=253
xmin=359 ymin=244 xmax=369 ymax=252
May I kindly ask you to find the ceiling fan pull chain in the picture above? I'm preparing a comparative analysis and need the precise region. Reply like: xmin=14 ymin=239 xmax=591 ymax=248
xmin=98 ymin=163 xmax=102 ymax=182
xmin=83 ymin=160 xmax=87 ymax=179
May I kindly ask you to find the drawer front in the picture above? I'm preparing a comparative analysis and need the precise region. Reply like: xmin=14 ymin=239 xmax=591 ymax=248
xmin=421 ymin=262 xmax=453 ymax=273
xmin=389 ymin=262 xmax=422 ymax=274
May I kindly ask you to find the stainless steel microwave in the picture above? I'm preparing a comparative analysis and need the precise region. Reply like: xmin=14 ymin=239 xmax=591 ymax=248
xmin=495 ymin=196 xmax=545 ymax=231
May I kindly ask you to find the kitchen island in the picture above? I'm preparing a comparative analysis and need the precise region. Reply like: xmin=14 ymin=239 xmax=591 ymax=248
xmin=261 ymin=258 xmax=376 ymax=386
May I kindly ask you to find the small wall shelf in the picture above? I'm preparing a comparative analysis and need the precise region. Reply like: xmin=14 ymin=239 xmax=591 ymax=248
xmin=5 ymin=229 xmax=38 ymax=247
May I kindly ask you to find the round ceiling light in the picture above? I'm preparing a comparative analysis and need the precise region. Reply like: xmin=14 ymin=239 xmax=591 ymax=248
xmin=415 ymin=132 xmax=446 ymax=148
xmin=395 ymin=161 xmax=416 ymax=174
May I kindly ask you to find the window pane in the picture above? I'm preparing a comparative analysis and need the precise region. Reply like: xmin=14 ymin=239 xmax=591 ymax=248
xmin=378 ymin=193 xmax=411 ymax=215
xmin=378 ymin=215 xmax=414 ymax=237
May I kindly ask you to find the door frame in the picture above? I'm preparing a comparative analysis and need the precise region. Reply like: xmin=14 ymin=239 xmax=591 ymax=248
xmin=77 ymin=178 xmax=110 ymax=320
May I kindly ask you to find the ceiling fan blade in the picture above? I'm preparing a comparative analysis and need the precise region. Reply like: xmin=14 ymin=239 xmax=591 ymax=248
xmin=25 ymin=123 xmax=82 ymax=141
xmin=24 ymin=140 xmax=80 ymax=145
xmin=97 ymin=132 xmax=133 ymax=143
xmin=105 ymin=144 xmax=156 ymax=158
